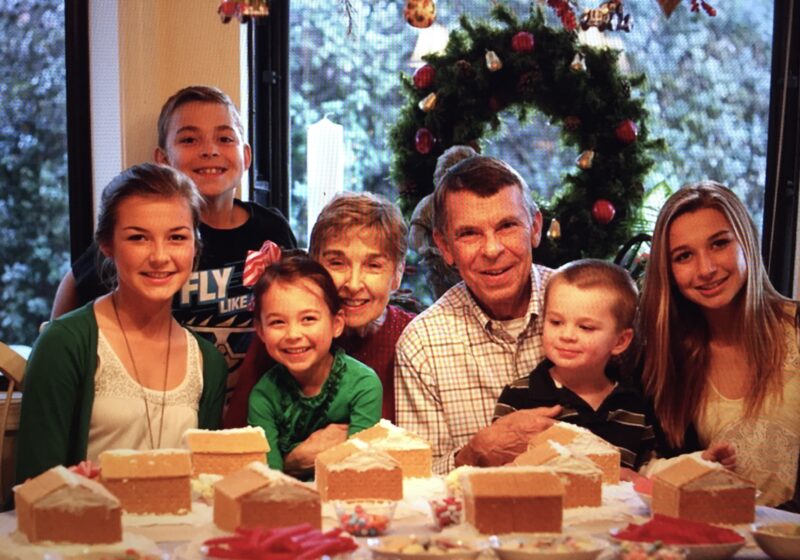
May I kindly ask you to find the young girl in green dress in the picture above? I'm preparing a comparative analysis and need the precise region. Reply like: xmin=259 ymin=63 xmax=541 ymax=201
xmin=247 ymin=250 xmax=383 ymax=478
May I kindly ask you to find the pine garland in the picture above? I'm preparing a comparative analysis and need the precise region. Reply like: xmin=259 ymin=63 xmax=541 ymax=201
xmin=390 ymin=4 xmax=664 ymax=267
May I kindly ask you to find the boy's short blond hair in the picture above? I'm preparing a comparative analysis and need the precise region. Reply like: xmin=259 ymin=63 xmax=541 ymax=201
xmin=309 ymin=191 xmax=408 ymax=267
xmin=157 ymin=85 xmax=244 ymax=149
xmin=546 ymin=259 xmax=638 ymax=330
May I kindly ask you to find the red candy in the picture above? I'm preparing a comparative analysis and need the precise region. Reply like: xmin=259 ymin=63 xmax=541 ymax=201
xmin=429 ymin=496 xmax=463 ymax=529
xmin=203 ymin=524 xmax=358 ymax=559
xmin=615 ymin=514 xmax=746 ymax=545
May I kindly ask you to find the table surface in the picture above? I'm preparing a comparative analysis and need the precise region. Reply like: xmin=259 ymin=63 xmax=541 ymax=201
xmin=0 ymin=478 xmax=798 ymax=559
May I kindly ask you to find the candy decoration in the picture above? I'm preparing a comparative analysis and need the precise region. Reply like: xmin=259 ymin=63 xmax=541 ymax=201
xmin=592 ymin=199 xmax=616 ymax=225
xmin=615 ymin=119 xmax=638 ymax=144
xmin=204 ymin=524 xmax=358 ymax=559
xmin=429 ymin=497 xmax=463 ymax=529
xmin=576 ymin=150 xmax=595 ymax=170
xmin=415 ymin=128 xmax=435 ymax=154
xmin=570 ymin=53 xmax=586 ymax=72
xmin=511 ymin=31 xmax=535 ymax=53
xmin=413 ymin=64 xmax=436 ymax=90
xmin=68 ymin=460 xmax=101 ymax=479
xmin=547 ymin=218 xmax=562 ymax=240
xmin=485 ymin=50 xmax=503 ymax=72
xmin=418 ymin=92 xmax=437 ymax=112
xmin=404 ymin=0 xmax=436 ymax=29
xmin=339 ymin=505 xmax=392 ymax=537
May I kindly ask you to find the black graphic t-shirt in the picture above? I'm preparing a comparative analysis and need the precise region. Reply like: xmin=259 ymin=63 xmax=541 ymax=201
xmin=72 ymin=200 xmax=297 ymax=379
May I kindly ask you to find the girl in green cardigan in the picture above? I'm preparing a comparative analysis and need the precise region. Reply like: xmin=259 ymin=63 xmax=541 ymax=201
xmin=247 ymin=250 xmax=382 ymax=479
xmin=16 ymin=164 xmax=227 ymax=484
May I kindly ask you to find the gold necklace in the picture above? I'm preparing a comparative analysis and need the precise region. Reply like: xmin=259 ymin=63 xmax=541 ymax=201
xmin=111 ymin=293 xmax=172 ymax=450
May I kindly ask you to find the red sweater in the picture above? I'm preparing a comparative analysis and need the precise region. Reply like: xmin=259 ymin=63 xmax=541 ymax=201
xmin=224 ymin=305 xmax=415 ymax=428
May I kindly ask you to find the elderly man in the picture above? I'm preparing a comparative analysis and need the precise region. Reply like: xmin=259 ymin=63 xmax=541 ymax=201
xmin=395 ymin=155 xmax=560 ymax=474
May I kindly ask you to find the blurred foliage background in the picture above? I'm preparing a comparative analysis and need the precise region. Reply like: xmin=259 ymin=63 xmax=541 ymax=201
xmin=0 ymin=0 xmax=68 ymax=345
xmin=0 ymin=0 xmax=774 ymax=342
xmin=287 ymin=0 xmax=773 ymax=305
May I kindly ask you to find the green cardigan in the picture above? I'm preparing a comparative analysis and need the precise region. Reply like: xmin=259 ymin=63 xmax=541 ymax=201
xmin=15 ymin=302 xmax=227 ymax=484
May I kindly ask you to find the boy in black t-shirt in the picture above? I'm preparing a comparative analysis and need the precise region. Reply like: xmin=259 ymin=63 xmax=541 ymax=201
xmin=51 ymin=86 xmax=296 ymax=392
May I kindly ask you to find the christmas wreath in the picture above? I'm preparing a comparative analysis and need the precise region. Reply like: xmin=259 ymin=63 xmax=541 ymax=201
xmin=390 ymin=4 xmax=664 ymax=267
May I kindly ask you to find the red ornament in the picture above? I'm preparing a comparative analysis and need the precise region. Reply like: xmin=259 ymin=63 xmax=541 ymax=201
xmin=592 ymin=199 xmax=616 ymax=225
xmin=547 ymin=0 xmax=578 ymax=31
xmin=615 ymin=120 xmax=638 ymax=144
xmin=414 ymin=128 xmax=435 ymax=154
xmin=413 ymin=64 xmax=436 ymax=90
xmin=511 ymin=31 xmax=535 ymax=53
xmin=218 ymin=0 xmax=238 ymax=23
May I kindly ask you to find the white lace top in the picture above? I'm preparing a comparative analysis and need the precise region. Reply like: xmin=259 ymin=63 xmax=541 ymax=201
xmin=87 ymin=328 xmax=204 ymax=461
xmin=696 ymin=318 xmax=800 ymax=506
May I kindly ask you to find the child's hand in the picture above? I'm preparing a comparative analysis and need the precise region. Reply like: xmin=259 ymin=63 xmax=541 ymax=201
xmin=284 ymin=423 xmax=350 ymax=476
xmin=701 ymin=442 xmax=737 ymax=470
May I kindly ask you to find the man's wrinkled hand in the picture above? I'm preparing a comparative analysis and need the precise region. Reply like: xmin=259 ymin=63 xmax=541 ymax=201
xmin=455 ymin=405 xmax=562 ymax=467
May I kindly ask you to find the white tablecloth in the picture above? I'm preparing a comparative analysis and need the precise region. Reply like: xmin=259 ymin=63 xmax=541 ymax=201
xmin=0 ymin=478 xmax=798 ymax=559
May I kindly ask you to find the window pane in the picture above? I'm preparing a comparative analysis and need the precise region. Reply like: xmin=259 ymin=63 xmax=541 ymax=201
xmin=0 ymin=0 xmax=68 ymax=345
xmin=288 ymin=0 xmax=772 ymax=268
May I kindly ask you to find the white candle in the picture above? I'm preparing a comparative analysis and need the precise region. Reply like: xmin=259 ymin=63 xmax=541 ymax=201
xmin=306 ymin=116 xmax=345 ymax=242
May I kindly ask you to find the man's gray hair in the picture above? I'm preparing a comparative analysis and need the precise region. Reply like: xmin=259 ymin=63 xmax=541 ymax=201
xmin=433 ymin=155 xmax=538 ymax=233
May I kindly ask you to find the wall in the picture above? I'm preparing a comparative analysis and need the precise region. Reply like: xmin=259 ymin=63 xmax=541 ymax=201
xmin=90 ymin=0 xmax=244 ymax=216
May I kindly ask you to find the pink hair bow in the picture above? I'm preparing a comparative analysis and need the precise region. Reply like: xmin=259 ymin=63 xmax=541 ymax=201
xmin=243 ymin=240 xmax=282 ymax=287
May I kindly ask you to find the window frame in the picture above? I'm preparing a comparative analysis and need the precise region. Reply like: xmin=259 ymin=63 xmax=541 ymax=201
xmin=65 ymin=0 xmax=94 ymax=261
xmin=248 ymin=1 xmax=291 ymax=220
xmin=762 ymin=0 xmax=800 ymax=295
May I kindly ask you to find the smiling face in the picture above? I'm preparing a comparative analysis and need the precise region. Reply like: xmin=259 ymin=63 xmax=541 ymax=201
xmin=542 ymin=281 xmax=633 ymax=376
xmin=155 ymin=101 xmax=251 ymax=203
xmin=255 ymin=279 xmax=346 ymax=383
xmin=317 ymin=227 xmax=403 ymax=331
xmin=668 ymin=207 xmax=748 ymax=315
xmin=433 ymin=185 xmax=540 ymax=320
xmin=100 ymin=195 xmax=195 ymax=305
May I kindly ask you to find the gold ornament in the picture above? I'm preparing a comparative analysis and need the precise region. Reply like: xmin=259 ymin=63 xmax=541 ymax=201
xmin=418 ymin=92 xmax=438 ymax=112
xmin=570 ymin=52 xmax=586 ymax=72
xmin=547 ymin=218 xmax=562 ymax=240
xmin=576 ymin=150 xmax=595 ymax=170
xmin=404 ymin=0 xmax=436 ymax=29
xmin=485 ymin=50 xmax=503 ymax=72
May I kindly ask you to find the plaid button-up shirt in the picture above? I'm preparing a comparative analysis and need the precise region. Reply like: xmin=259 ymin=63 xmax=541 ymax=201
xmin=395 ymin=265 xmax=552 ymax=474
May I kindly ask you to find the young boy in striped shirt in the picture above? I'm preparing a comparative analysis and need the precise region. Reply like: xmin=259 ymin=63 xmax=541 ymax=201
xmin=459 ymin=259 xmax=654 ymax=470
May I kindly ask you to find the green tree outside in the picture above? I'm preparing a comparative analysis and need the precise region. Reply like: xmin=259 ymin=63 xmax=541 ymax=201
xmin=0 ymin=0 xmax=69 ymax=345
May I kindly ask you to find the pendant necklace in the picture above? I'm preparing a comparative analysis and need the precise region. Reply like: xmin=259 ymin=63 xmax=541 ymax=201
xmin=111 ymin=292 xmax=171 ymax=450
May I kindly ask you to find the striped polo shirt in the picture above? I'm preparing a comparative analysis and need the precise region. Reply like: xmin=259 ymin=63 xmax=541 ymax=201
xmin=494 ymin=359 xmax=655 ymax=469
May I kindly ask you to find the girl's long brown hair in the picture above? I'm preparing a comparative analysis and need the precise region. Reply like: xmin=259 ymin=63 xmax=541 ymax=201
xmin=639 ymin=181 xmax=792 ymax=447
